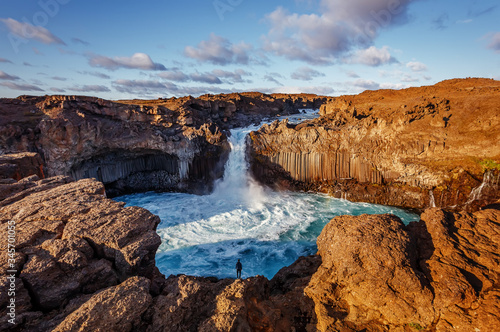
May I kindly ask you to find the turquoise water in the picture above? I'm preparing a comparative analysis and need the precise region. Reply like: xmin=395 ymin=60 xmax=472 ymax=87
xmin=116 ymin=116 xmax=419 ymax=279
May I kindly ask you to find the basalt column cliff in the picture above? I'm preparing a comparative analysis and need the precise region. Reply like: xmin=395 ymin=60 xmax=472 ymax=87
xmin=249 ymin=78 xmax=500 ymax=211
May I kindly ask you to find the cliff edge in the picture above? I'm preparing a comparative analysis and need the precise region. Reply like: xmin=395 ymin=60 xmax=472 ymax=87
xmin=0 ymin=93 xmax=324 ymax=196
xmin=249 ymin=78 xmax=500 ymax=211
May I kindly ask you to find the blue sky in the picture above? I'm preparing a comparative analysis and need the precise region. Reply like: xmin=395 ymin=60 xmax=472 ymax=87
xmin=0 ymin=0 xmax=498 ymax=99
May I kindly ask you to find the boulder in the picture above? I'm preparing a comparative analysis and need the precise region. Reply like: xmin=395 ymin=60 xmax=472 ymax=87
xmin=53 ymin=277 xmax=152 ymax=332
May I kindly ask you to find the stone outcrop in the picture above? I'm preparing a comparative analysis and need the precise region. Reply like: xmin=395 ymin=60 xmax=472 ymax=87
xmin=2 ymin=172 xmax=499 ymax=331
xmin=249 ymin=78 xmax=500 ymax=211
xmin=0 ymin=93 xmax=325 ymax=196
xmin=0 ymin=175 xmax=161 ymax=331
xmin=301 ymin=205 xmax=500 ymax=331
xmin=0 ymin=152 xmax=44 ymax=180
xmin=126 ymin=92 xmax=326 ymax=130
xmin=0 ymin=95 xmax=232 ymax=196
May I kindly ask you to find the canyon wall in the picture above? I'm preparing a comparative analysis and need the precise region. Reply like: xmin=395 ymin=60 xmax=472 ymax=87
xmin=249 ymin=78 xmax=500 ymax=211
xmin=0 ymin=93 xmax=324 ymax=196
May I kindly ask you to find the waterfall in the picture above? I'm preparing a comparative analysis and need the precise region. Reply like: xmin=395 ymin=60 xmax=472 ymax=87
xmin=466 ymin=170 xmax=500 ymax=205
xmin=211 ymin=126 xmax=266 ymax=208
xmin=116 ymin=118 xmax=419 ymax=279
xmin=429 ymin=190 xmax=436 ymax=208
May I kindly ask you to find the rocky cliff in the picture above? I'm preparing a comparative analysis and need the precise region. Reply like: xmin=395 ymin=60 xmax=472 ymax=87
xmin=249 ymin=78 xmax=500 ymax=211
xmin=0 ymin=93 xmax=324 ymax=196
xmin=2 ymin=169 xmax=499 ymax=331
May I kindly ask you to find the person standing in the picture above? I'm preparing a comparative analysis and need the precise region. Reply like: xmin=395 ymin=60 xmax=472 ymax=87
xmin=236 ymin=259 xmax=242 ymax=279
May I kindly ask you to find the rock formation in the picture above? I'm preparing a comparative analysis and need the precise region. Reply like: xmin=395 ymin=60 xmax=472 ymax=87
xmin=249 ymin=78 xmax=500 ymax=211
xmin=0 ymin=93 xmax=324 ymax=197
xmin=1 ymin=170 xmax=499 ymax=331
xmin=0 ymin=150 xmax=498 ymax=331
xmin=0 ymin=174 xmax=162 ymax=331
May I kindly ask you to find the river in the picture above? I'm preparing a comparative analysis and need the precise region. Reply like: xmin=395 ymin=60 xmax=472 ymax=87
xmin=116 ymin=112 xmax=418 ymax=279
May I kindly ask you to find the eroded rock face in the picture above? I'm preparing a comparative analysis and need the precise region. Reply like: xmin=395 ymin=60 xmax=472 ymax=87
xmin=0 ymin=176 xmax=161 ymax=331
xmin=306 ymin=214 xmax=434 ymax=330
xmin=0 ymin=95 xmax=229 ymax=196
xmin=1 ymin=173 xmax=499 ymax=331
xmin=53 ymin=276 xmax=152 ymax=332
xmin=0 ymin=93 xmax=325 ymax=196
xmin=305 ymin=207 xmax=500 ymax=331
xmin=0 ymin=152 xmax=44 ymax=180
xmin=249 ymin=78 xmax=500 ymax=211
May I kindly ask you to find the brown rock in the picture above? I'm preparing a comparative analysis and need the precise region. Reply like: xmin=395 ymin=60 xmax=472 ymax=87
xmin=415 ymin=208 xmax=500 ymax=331
xmin=199 ymin=276 xmax=276 ymax=332
xmin=146 ymin=275 xmax=233 ymax=332
xmin=0 ymin=152 xmax=44 ymax=180
xmin=0 ymin=176 xmax=161 ymax=330
xmin=306 ymin=214 xmax=434 ymax=331
xmin=53 ymin=276 xmax=152 ymax=332
xmin=0 ymin=92 xmax=325 ymax=197
xmin=249 ymin=78 xmax=500 ymax=211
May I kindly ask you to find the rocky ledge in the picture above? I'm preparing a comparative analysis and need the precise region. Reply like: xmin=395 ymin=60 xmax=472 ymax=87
xmin=249 ymin=78 xmax=500 ymax=211
xmin=2 ymin=169 xmax=499 ymax=331
xmin=0 ymin=92 xmax=324 ymax=197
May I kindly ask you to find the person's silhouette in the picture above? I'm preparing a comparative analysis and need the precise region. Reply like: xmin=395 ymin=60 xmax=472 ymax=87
xmin=236 ymin=259 xmax=242 ymax=279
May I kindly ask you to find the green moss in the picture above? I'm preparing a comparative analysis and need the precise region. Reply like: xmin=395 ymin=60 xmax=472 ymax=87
xmin=409 ymin=322 xmax=425 ymax=330
xmin=479 ymin=159 xmax=500 ymax=171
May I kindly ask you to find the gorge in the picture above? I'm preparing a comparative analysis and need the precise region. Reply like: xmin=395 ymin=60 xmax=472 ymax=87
xmin=1 ymin=78 xmax=499 ymax=331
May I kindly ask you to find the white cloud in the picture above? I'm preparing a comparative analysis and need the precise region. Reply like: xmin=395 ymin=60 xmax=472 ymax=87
xmin=263 ymin=73 xmax=284 ymax=86
xmin=348 ymin=46 xmax=397 ymax=66
xmin=88 ymin=53 xmax=166 ymax=71
xmin=0 ymin=18 xmax=65 ymax=45
xmin=268 ymin=85 xmax=335 ymax=95
xmin=262 ymin=0 xmax=413 ymax=64
xmin=184 ymin=33 xmax=252 ymax=65
xmin=291 ymin=67 xmax=325 ymax=81
xmin=346 ymin=71 xmax=360 ymax=78
xmin=158 ymin=68 xmax=252 ymax=84
xmin=158 ymin=70 xmax=190 ymax=82
xmin=71 ymin=37 xmax=90 ymax=46
xmin=112 ymin=79 xmax=237 ymax=98
xmin=486 ymin=32 xmax=500 ymax=52
xmin=406 ymin=61 xmax=428 ymax=72
xmin=0 ymin=71 xmax=20 ymax=80
xmin=113 ymin=79 xmax=173 ymax=95
xmin=0 ymin=58 xmax=13 ymax=64
xmin=211 ymin=69 xmax=252 ymax=83
xmin=352 ymin=79 xmax=380 ymax=90
xmin=67 ymin=85 xmax=111 ymax=93
xmin=78 ymin=71 xmax=111 ymax=79
xmin=0 ymin=82 xmax=44 ymax=91
xmin=190 ymin=72 xmax=223 ymax=84
xmin=379 ymin=82 xmax=410 ymax=90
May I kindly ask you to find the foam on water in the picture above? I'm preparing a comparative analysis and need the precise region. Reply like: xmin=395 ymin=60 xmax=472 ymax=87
xmin=116 ymin=111 xmax=419 ymax=279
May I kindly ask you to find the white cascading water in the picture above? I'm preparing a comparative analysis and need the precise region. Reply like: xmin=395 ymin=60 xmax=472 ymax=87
xmin=466 ymin=170 xmax=500 ymax=205
xmin=429 ymin=190 xmax=436 ymax=208
xmin=116 ymin=111 xmax=418 ymax=279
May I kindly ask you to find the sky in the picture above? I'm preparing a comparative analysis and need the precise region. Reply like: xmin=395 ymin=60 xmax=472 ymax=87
xmin=0 ymin=0 xmax=498 ymax=100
